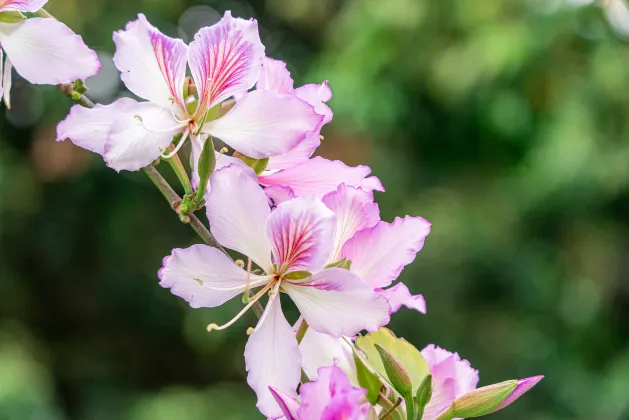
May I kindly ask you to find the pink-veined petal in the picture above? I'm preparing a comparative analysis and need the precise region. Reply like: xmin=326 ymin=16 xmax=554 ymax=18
xmin=0 ymin=18 xmax=100 ymax=85
xmin=298 ymin=364 xmax=368 ymax=420
xmin=322 ymin=184 xmax=380 ymax=263
xmin=256 ymin=57 xmax=294 ymax=94
xmin=113 ymin=14 xmax=187 ymax=109
xmin=206 ymin=164 xmax=273 ymax=272
xmin=203 ymin=90 xmax=322 ymax=159
xmin=341 ymin=216 xmax=431 ymax=289
xmin=269 ymin=387 xmax=300 ymax=420
xmin=104 ymin=102 xmax=181 ymax=172
xmin=493 ymin=376 xmax=544 ymax=412
xmin=265 ymin=186 xmax=297 ymax=207
xmin=259 ymin=157 xmax=384 ymax=199
xmin=189 ymin=11 xmax=264 ymax=112
xmin=0 ymin=0 xmax=47 ymax=12
xmin=267 ymin=195 xmax=335 ymax=274
xmin=283 ymin=268 xmax=390 ymax=337
xmin=266 ymin=131 xmax=321 ymax=172
xmin=294 ymin=81 xmax=333 ymax=129
xmin=159 ymin=245 xmax=266 ymax=308
xmin=378 ymin=282 xmax=426 ymax=314
xmin=299 ymin=328 xmax=357 ymax=385
xmin=245 ymin=291 xmax=301 ymax=418
xmin=56 ymin=98 xmax=138 ymax=157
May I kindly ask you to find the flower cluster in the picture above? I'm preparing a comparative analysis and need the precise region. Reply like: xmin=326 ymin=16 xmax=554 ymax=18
xmin=7 ymin=3 xmax=543 ymax=419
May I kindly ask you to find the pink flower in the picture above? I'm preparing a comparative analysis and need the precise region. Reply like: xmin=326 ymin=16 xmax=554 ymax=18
xmin=158 ymin=165 xmax=390 ymax=418
xmin=57 ymin=12 xmax=321 ymax=172
xmin=420 ymin=345 xmax=479 ymax=420
xmin=270 ymin=364 xmax=371 ymax=420
xmin=254 ymin=57 xmax=384 ymax=201
xmin=0 ymin=0 xmax=100 ymax=107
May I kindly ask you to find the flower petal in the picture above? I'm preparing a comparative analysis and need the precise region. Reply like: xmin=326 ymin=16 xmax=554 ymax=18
xmin=189 ymin=11 xmax=265 ymax=112
xmin=265 ymin=185 xmax=297 ymax=207
xmin=341 ymin=216 xmax=431 ymax=289
xmin=0 ymin=18 xmax=100 ymax=85
xmin=266 ymin=131 xmax=321 ymax=171
xmin=159 ymin=245 xmax=265 ymax=308
xmin=104 ymin=102 xmax=181 ymax=172
xmin=245 ymin=291 xmax=301 ymax=418
xmin=267 ymin=195 xmax=335 ymax=274
xmin=113 ymin=14 xmax=188 ymax=109
xmin=56 ymin=98 xmax=138 ymax=157
xmin=269 ymin=387 xmax=300 ymax=420
xmin=284 ymin=268 xmax=390 ymax=337
xmin=298 ymin=365 xmax=367 ymax=420
xmin=204 ymin=90 xmax=322 ymax=159
xmin=0 ymin=0 xmax=47 ymax=13
xmin=294 ymin=81 xmax=333 ymax=129
xmin=256 ymin=57 xmax=294 ymax=94
xmin=259 ymin=157 xmax=384 ymax=199
xmin=322 ymin=184 xmax=380 ymax=263
xmin=378 ymin=282 xmax=426 ymax=314
xmin=206 ymin=164 xmax=273 ymax=273
xmin=299 ymin=328 xmax=357 ymax=385
xmin=494 ymin=376 xmax=544 ymax=412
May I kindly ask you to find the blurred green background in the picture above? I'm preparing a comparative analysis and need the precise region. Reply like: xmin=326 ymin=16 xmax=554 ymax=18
xmin=1 ymin=0 xmax=629 ymax=418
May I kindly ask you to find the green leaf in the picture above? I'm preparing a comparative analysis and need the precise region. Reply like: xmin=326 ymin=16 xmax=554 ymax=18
xmin=354 ymin=354 xmax=382 ymax=405
xmin=414 ymin=374 xmax=432 ymax=420
xmin=283 ymin=271 xmax=312 ymax=280
xmin=356 ymin=328 xmax=430 ymax=394
xmin=449 ymin=380 xmax=517 ymax=418
xmin=0 ymin=11 xmax=26 ymax=23
xmin=239 ymin=155 xmax=269 ymax=175
xmin=194 ymin=136 xmax=216 ymax=202
xmin=324 ymin=258 xmax=351 ymax=270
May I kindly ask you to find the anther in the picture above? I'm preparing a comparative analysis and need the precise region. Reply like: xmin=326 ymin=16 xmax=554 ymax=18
xmin=220 ymin=147 xmax=229 ymax=154
xmin=235 ymin=259 xmax=245 ymax=268
xmin=246 ymin=327 xmax=255 ymax=336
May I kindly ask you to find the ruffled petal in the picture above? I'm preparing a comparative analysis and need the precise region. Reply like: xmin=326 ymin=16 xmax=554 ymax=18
xmin=113 ymin=14 xmax=188 ymax=108
xmin=0 ymin=18 xmax=100 ymax=85
xmin=206 ymin=164 xmax=273 ymax=273
xmin=298 ymin=365 xmax=367 ymax=420
xmin=284 ymin=268 xmax=390 ymax=337
xmin=299 ymin=328 xmax=357 ymax=385
xmin=266 ymin=131 xmax=321 ymax=172
xmin=189 ymin=11 xmax=264 ymax=112
xmin=378 ymin=282 xmax=426 ymax=314
xmin=56 ymin=97 xmax=138 ymax=157
xmin=294 ymin=81 xmax=333 ymax=129
xmin=266 ymin=195 xmax=335 ymax=274
xmin=245 ymin=291 xmax=301 ymax=418
xmin=0 ymin=0 xmax=47 ymax=13
xmin=259 ymin=157 xmax=384 ymax=199
xmin=256 ymin=57 xmax=294 ymax=94
xmin=269 ymin=387 xmax=300 ymax=420
xmin=322 ymin=184 xmax=380 ymax=263
xmin=203 ymin=90 xmax=322 ymax=159
xmin=159 ymin=245 xmax=266 ymax=308
xmin=341 ymin=216 xmax=431 ymax=289
xmin=104 ymin=102 xmax=181 ymax=172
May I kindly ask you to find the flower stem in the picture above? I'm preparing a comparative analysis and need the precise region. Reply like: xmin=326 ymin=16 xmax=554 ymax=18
xmin=163 ymin=150 xmax=193 ymax=196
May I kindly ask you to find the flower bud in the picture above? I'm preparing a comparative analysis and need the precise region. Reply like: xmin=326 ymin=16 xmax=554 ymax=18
xmin=374 ymin=344 xmax=413 ymax=400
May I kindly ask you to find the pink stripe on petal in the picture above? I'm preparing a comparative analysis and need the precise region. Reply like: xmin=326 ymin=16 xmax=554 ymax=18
xmin=189 ymin=11 xmax=264 ymax=113
xmin=113 ymin=14 xmax=187 ymax=108
xmin=267 ymin=195 xmax=335 ymax=274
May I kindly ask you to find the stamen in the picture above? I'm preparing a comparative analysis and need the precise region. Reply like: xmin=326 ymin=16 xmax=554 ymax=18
xmin=242 ymin=258 xmax=253 ymax=301
xmin=193 ymin=276 xmax=269 ymax=291
xmin=207 ymin=281 xmax=276 ymax=332
xmin=249 ymin=282 xmax=282 ymax=334
xmin=161 ymin=129 xmax=190 ymax=159
xmin=135 ymin=114 xmax=190 ymax=134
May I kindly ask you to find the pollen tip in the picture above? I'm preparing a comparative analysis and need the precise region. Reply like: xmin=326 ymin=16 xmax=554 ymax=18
xmin=207 ymin=323 xmax=219 ymax=332
xmin=246 ymin=327 xmax=255 ymax=336
xmin=235 ymin=259 xmax=245 ymax=268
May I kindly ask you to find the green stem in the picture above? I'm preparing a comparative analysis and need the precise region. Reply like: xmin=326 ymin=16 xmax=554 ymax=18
xmin=34 ymin=8 xmax=54 ymax=19
xmin=163 ymin=152 xmax=193 ymax=195
xmin=379 ymin=396 xmax=403 ymax=420
xmin=377 ymin=393 xmax=404 ymax=420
